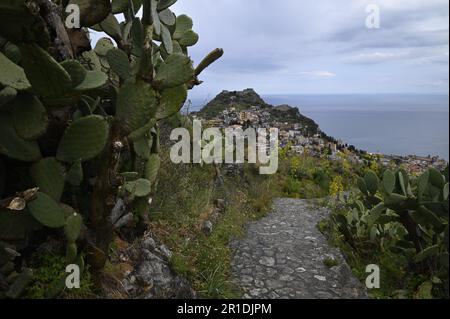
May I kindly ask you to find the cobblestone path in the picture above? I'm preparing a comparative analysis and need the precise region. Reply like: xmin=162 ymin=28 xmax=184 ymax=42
xmin=230 ymin=198 xmax=368 ymax=299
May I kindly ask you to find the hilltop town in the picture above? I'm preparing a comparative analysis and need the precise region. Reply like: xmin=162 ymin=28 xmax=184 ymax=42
xmin=193 ymin=89 xmax=448 ymax=173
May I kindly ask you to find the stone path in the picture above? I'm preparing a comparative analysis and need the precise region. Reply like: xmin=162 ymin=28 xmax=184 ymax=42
xmin=230 ymin=198 xmax=368 ymax=299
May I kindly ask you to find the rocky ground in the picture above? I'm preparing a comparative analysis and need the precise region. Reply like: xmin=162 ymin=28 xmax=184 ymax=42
xmin=230 ymin=198 xmax=368 ymax=299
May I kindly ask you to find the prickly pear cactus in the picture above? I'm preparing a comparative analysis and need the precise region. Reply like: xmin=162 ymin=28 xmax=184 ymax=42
xmin=0 ymin=0 xmax=223 ymax=298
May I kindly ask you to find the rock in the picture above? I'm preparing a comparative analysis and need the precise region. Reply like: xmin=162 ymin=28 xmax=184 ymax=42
xmin=259 ymin=257 xmax=275 ymax=267
xmin=314 ymin=275 xmax=327 ymax=282
xmin=158 ymin=245 xmax=173 ymax=260
xmin=202 ymin=220 xmax=213 ymax=235
xmin=142 ymin=237 xmax=157 ymax=251
xmin=110 ymin=198 xmax=126 ymax=224
xmin=121 ymin=235 xmax=196 ymax=299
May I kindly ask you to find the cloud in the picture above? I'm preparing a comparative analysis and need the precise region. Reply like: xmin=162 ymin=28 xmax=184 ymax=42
xmin=299 ymin=71 xmax=337 ymax=79
xmin=170 ymin=0 xmax=449 ymax=94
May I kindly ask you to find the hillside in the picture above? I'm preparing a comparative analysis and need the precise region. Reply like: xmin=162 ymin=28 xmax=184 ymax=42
xmin=195 ymin=89 xmax=321 ymax=136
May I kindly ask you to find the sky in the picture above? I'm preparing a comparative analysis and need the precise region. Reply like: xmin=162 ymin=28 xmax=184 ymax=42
xmin=168 ymin=0 xmax=449 ymax=97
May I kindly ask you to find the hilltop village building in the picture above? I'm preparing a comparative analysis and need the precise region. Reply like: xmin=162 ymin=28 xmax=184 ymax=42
xmin=194 ymin=105 xmax=447 ymax=173
xmin=193 ymin=89 xmax=447 ymax=174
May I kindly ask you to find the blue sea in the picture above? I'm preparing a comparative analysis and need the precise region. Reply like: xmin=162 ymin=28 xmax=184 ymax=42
xmin=189 ymin=94 xmax=449 ymax=160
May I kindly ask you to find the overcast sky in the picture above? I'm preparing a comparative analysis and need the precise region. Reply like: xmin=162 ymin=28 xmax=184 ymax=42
xmin=169 ymin=0 xmax=449 ymax=97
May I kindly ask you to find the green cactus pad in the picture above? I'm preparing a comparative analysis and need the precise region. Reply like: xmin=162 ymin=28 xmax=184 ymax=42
xmin=145 ymin=153 xmax=160 ymax=183
xmin=11 ymin=93 xmax=49 ymax=140
xmin=173 ymin=15 xmax=193 ymax=40
xmin=64 ymin=212 xmax=83 ymax=242
xmin=161 ymin=24 xmax=173 ymax=54
xmin=134 ymin=137 xmax=153 ymax=160
xmin=382 ymin=170 xmax=396 ymax=194
xmin=94 ymin=38 xmax=115 ymax=57
xmin=159 ymin=8 xmax=176 ymax=26
xmin=19 ymin=44 xmax=72 ymax=98
xmin=0 ymin=52 xmax=31 ymax=91
xmin=30 ymin=158 xmax=66 ymax=201
xmin=156 ymin=85 xmax=187 ymax=120
xmin=116 ymin=80 xmax=158 ymax=133
xmin=131 ymin=18 xmax=144 ymax=57
xmin=178 ymin=30 xmax=199 ymax=47
xmin=60 ymin=60 xmax=87 ymax=88
xmin=81 ymin=50 xmax=102 ymax=72
xmin=74 ymin=70 xmax=108 ymax=91
xmin=155 ymin=53 xmax=194 ymax=88
xmin=66 ymin=161 xmax=84 ymax=186
xmin=151 ymin=0 xmax=162 ymax=36
xmin=357 ymin=177 xmax=367 ymax=195
xmin=411 ymin=206 xmax=444 ymax=230
xmin=56 ymin=115 xmax=109 ymax=163
xmin=100 ymin=14 xmax=123 ymax=41
xmin=428 ymin=167 xmax=445 ymax=189
xmin=158 ymin=0 xmax=177 ymax=11
xmin=66 ymin=243 xmax=78 ymax=263
xmin=384 ymin=193 xmax=408 ymax=207
xmin=364 ymin=170 xmax=379 ymax=195
xmin=106 ymin=49 xmax=131 ymax=80
xmin=124 ymin=178 xmax=152 ymax=197
xmin=3 ymin=42 xmax=21 ymax=64
xmin=28 ymin=192 xmax=66 ymax=228
xmin=0 ymin=86 xmax=17 ymax=108
xmin=0 ymin=114 xmax=41 ymax=162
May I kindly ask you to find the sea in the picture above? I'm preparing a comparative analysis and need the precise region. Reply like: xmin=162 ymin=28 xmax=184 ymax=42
xmin=188 ymin=94 xmax=449 ymax=160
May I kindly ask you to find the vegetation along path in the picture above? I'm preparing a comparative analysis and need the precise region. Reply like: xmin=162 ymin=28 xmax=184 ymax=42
xmin=230 ymin=198 xmax=368 ymax=299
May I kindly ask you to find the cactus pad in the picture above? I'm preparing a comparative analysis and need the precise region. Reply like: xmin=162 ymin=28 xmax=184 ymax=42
xmin=178 ymin=30 xmax=199 ymax=47
xmin=28 ymin=192 xmax=66 ymax=228
xmin=30 ymin=157 xmax=66 ymax=201
xmin=134 ymin=136 xmax=153 ymax=160
xmin=382 ymin=170 xmax=396 ymax=194
xmin=156 ymin=85 xmax=187 ymax=120
xmin=106 ymin=49 xmax=131 ymax=80
xmin=57 ymin=115 xmax=109 ymax=163
xmin=173 ymin=15 xmax=193 ymax=40
xmin=0 ymin=86 xmax=17 ymax=108
xmin=74 ymin=70 xmax=108 ymax=91
xmin=66 ymin=161 xmax=84 ymax=186
xmin=0 ymin=114 xmax=41 ymax=162
xmin=145 ymin=153 xmax=160 ymax=183
xmin=364 ymin=170 xmax=379 ymax=195
xmin=66 ymin=243 xmax=78 ymax=263
xmin=64 ymin=212 xmax=83 ymax=242
xmin=11 ymin=93 xmax=49 ymax=140
xmin=124 ymin=178 xmax=152 ymax=197
xmin=158 ymin=0 xmax=177 ymax=11
xmin=19 ymin=44 xmax=72 ymax=98
xmin=61 ymin=60 xmax=87 ymax=88
xmin=161 ymin=24 xmax=173 ymax=54
xmin=116 ymin=80 xmax=158 ymax=133
xmin=0 ymin=52 xmax=31 ymax=91
xmin=159 ymin=8 xmax=176 ymax=26
xmin=155 ymin=53 xmax=194 ymax=88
